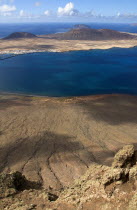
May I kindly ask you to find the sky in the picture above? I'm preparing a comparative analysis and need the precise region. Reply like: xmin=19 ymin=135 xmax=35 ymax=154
xmin=0 ymin=0 xmax=137 ymax=23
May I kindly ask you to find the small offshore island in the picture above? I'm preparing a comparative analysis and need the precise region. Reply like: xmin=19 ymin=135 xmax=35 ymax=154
xmin=1 ymin=25 xmax=137 ymax=55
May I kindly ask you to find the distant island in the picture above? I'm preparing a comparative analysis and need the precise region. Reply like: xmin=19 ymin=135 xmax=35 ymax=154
xmin=73 ymin=24 xmax=91 ymax=29
xmin=131 ymin=23 xmax=137 ymax=26
xmin=3 ymin=27 xmax=137 ymax=41
xmin=0 ymin=25 xmax=137 ymax=54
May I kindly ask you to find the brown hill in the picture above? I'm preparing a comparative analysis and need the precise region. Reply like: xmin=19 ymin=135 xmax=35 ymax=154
xmin=3 ymin=32 xmax=37 ymax=40
xmin=47 ymin=28 xmax=136 ymax=40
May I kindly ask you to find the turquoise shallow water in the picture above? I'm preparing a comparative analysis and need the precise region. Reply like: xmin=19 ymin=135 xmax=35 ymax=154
xmin=0 ymin=47 xmax=137 ymax=97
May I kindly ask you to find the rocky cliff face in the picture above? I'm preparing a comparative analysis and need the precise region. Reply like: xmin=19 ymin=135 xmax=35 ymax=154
xmin=56 ymin=144 xmax=137 ymax=209
xmin=0 ymin=145 xmax=137 ymax=209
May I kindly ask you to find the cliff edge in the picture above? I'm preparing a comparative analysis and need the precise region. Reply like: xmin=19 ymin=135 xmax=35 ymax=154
xmin=1 ymin=144 xmax=137 ymax=210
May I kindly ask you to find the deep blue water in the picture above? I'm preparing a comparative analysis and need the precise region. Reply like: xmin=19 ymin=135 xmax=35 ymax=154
xmin=0 ymin=22 xmax=137 ymax=38
xmin=0 ymin=47 xmax=137 ymax=97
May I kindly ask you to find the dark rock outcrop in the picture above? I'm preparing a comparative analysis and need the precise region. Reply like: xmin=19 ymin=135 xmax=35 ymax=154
xmin=0 ymin=171 xmax=41 ymax=198
xmin=112 ymin=145 xmax=137 ymax=168
xmin=3 ymin=32 xmax=37 ymax=40
xmin=0 ymin=172 xmax=28 ymax=198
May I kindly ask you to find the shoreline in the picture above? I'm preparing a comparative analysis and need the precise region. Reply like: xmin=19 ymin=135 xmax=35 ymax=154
xmin=0 ymin=49 xmax=57 ymax=56
xmin=1 ymin=37 xmax=137 ymax=55
xmin=0 ymin=91 xmax=137 ymax=101
xmin=0 ymin=44 xmax=137 ymax=56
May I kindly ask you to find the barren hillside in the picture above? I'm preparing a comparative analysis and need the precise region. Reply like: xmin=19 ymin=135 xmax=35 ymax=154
xmin=0 ymin=94 xmax=137 ymax=191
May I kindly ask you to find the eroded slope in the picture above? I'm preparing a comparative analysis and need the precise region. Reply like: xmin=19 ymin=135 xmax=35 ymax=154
xmin=0 ymin=94 xmax=137 ymax=191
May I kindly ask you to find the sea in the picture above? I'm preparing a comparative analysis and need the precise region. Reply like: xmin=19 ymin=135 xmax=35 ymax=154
xmin=0 ymin=23 xmax=137 ymax=97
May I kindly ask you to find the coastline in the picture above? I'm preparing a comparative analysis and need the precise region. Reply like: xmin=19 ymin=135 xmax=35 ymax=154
xmin=0 ymin=45 xmax=137 ymax=56
xmin=1 ymin=37 xmax=137 ymax=55
xmin=0 ymin=49 xmax=57 ymax=56
xmin=0 ymin=44 xmax=137 ymax=55
xmin=0 ymin=92 xmax=136 ymax=101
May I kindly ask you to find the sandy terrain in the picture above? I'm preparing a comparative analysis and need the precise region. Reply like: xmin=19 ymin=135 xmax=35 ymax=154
xmin=0 ymin=94 xmax=137 ymax=191
xmin=1 ymin=36 xmax=137 ymax=54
